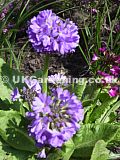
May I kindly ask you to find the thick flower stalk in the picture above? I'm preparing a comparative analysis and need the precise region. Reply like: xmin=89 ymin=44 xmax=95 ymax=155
xmin=11 ymin=79 xmax=84 ymax=158
xmin=27 ymin=10 xmax=80 ymax=55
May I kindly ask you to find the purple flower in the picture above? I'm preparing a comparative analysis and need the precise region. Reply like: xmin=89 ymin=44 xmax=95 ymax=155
xmin=114 ymin=55 xmax=120 ymax=63
xmin=97 ymin=71 xmax=109 ymax=77
xmin=37 ymin=149 xmax=46 ymax=158
xmin=109 ymin=86 xmax=119 ymax=97
xmin=92 ymin=53 xmax=99 ymax=61
xmin=27 ymin=10 xmax=80 ymax=55
xmin=115 ymin=23 xmax=120 ymax=33
xmin=99 ymin=47 xmax=106 ymax=52
xmin=110 ymin=66 xmax=120 ymax=76
xmin=11 ymin=88 xmax=20 ymax=101
xmin=26 ymin=87 xmax=84 ymax=149
xmin=24 ymin=78 xmax=41 ymax=94
xmin=91 ymin=8 xmax=97 ymax=14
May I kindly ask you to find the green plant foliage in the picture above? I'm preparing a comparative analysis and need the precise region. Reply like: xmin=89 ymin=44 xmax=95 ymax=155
xmin=62 ymin=139 xmax=75 ymax=160
xmin=0 ymin=110 xmax=37 ymax=152
xmin=90 ymin=140 xmax=109 ymax=160
xmin=0 ymin=137 xmax=33 ymax=160
xmin=72 ymin=123 xmax=120 ymax=159
xmin=0 ymin=58 xmax=24 ymax=101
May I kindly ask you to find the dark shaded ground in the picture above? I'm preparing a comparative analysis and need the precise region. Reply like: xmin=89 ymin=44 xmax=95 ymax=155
xmin=20 ymin=50 xmax=90 ymax=78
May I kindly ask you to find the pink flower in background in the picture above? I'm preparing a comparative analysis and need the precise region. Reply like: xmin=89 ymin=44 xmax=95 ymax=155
xmin=109 ymin=86 xmax=119 ymax=97
xmin=99 ymin=47 xmax=106 ymax=52
xmin=110 ymin=66 xmax=120 ymax=76
xmin=92 ymin=53 xmax=99 ymax=61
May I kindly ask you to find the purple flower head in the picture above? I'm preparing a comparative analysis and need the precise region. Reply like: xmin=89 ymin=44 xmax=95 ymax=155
xmin=27 ymin=10 xmax=80 ymax=55
xmin=26 ymin=86 xmax=84 ymax=149
xmin=11 ymin=88 xmax=20 ymax=101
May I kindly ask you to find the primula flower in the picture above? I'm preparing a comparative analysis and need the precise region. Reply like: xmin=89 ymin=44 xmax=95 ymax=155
xmin=27 ymin=10 xmax=80 ymax=54
xmin=27 ymin=87 xmax=84 ymax=148
xmin=11 ymin=79 xmax=84 ymax=158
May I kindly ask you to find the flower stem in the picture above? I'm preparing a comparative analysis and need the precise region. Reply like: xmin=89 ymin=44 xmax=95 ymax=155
xmin=42 ymin=54 xmax=49 ymax=93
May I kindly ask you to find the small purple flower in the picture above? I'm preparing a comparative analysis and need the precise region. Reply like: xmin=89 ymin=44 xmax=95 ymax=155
xmin=11 ymin=88 xmax=20 ymax=101
xmin=92 ymin=53 xmax=99 ymax=61
xmin=37 ymin=149 xmax=46 ymax=158
xmin=27 ymin=10 xmax=80 ymax=55
xmin=3 ymin=28 xmax=8 ymax=34
xmin=115 ymin=23 xmax=120 ymax=33
xmin=109 ymin=86 xmax=119 ymax=97
xmin=110 ymin=66 xmax=120 ymax=76
xmin=91 ymin=8 xmax=97 ymax=14
xmin=114 ymin=55 xmax=120 ymax=63
xmin=97 ymin=71 xmax=109 ymax=77
xmin=24 ymin=78 xmax=41 ymax=94
xmin=99 ymin=47 xmax=106 ymax=52
xmin=98 ymin=71 xmax=116 ymax=84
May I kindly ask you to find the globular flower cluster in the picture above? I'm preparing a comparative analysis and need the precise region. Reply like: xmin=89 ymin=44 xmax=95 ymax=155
xmin=92 ymin=47 xmax=120 ymax=97
xmin=11 ymin=79 xmax=84 ymax=158
xmin=27 ymin=10 xmax=80 ymax=55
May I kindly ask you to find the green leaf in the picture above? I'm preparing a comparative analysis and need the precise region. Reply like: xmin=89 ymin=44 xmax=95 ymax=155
xmin=0 ymin=58 xmax=11 ymax=101
xmin=101 ymin=100 xmax=120 ymax=123
xmin=90 ymin=140 xmax=109 ymax=160
xmin=0 ymin=110 xmax=37 ymax=152
xmin=74 ymin=78 xmax=87 ymax=100
xmin=89 ymin=93 xmax=118 ymax=123
xmin=111 ymin=127 xmax=120 ymax=145
xmin=47 ymin=149 xmax=63 ymax=160
xmin=81 ymin=83 xmax=101 ymax=102
xmin=62 ymin=139 xmax=75 ymax=160
xmin=0 ymin=137 xmax=33 ymax=160
xmin=72 ymin=123 xmax=119 ymax=158
xmin=0 ymin=58 xmax=24 ymax=102
xmin=32 ymin=70 xmax=43 ymax=78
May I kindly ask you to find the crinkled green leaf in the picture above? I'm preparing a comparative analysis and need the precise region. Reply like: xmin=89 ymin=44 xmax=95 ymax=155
xmin=0 ymin=110 xmax=37 ymax=152
xmin=89 ymin=93 xmax=118 ymax=123
xmin=81 ymin=83 xmax=101 ymax=102
xmin=0 ymin=58 xmax=24 ymax=102
xmin=90 ymin=140 xmax=109 ymax=160
xmin=72 ymin=123 xmax=119 ymax=158
xmin=74 ymin=79 xmax=87 ymax=100
xmin=0 ymin=137 xmax=33 ymax=160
